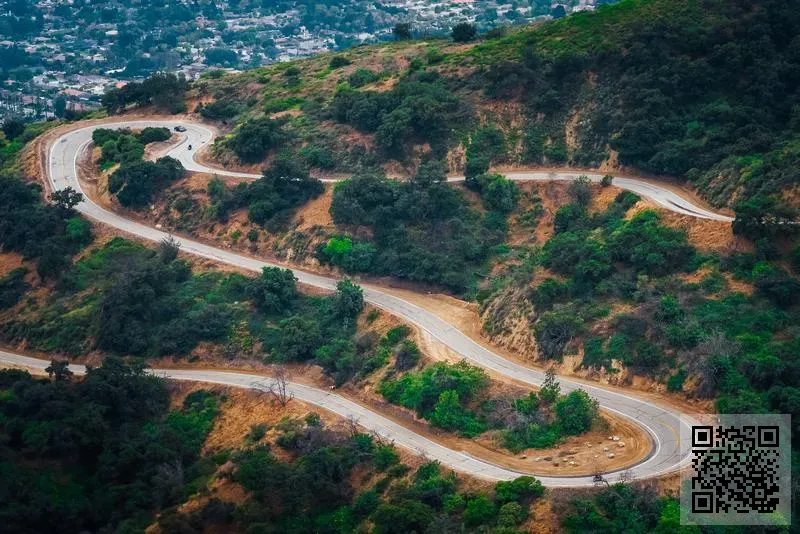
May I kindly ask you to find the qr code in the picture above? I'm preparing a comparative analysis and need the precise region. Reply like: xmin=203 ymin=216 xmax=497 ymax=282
xmin=681 ymin=414 xmax=791 ymax=526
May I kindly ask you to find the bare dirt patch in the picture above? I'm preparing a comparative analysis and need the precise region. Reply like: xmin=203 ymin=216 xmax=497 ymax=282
xmin=295 ymin=185 xmax=334 ymax=230
xmin=0 ymin=252 xmax=25 ymax=276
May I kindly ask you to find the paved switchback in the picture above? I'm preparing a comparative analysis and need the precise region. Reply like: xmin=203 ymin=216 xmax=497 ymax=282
xmin=41 ymin=119 xmax=709 ymax=486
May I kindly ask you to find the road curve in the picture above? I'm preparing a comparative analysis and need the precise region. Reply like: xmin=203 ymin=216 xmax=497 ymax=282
xmin=1 ymin=350 xmax=665 ymax=486
xmin=151 ymin=120 xmax=731 ymax=222
xmin=45 ymin=119 xmax=701 ymax=486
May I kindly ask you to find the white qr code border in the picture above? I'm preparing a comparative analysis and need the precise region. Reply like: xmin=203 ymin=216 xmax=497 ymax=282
xmin=680 ymin=413 xmax=791 ymax=526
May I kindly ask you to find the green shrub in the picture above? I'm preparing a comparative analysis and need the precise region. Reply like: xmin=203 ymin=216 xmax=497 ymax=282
xmin=534 ymin=306 xmax=584 ymax=359
xmin=299 ymin=144 xmax=335 ymax=169
xmin=464 ymin=494 xmax=497 ymax=526
xmin=608 ymin=210 xmax=695 ymax=275
xmin=374 ymin=445 xmax=400 ymax=471
xmin=555 ymin=390 xmax=598 ymax=435
xmin=108 ymin=156 xmax=185 ymax=208
xmin=348 ymin=68 xmax=380 ymax=88
xmin=227 ymin=117 xmax=290 ymax=162
xmin=0 ymin=268 xmax=27 ymax=309
xmin=329 ymin=55 xmax=351 ymax=69
xmin=495 ymin=476 xmax=545 ymax=504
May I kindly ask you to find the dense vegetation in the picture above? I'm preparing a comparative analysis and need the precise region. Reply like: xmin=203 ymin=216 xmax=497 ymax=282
xmin=0 ymin=174 xmax=92 ymax=279
xmin=322 ymin=164 xmax=515 ymax=293
xmin=101 ymin=71 xmax=189 ymax=114
xmin=330 ymin=70 xmax=472 ymax=158
xmin=380 ymin=358 xmax=600 ymax=448
xmin=466 ymin=0 xmax=800 ymax=218
xmin=1 ymin=361 xmax=546 ymax=534
xmin=1 ymin=237 xmax=367 ymax=377
xmin=479 ymin=180 xmax=800 ymax=521
xmin=208 ymin=151 xmax=324 ymax=230
xmin=197 ymin=0 xmax=799 ymax=227
xmin=108 ymin=156 xmax=185 ymax=208
xmin=92 ymin=126 xmax=186 ymax=208
xmin=561 ymin=482 xmax=684 ymax=533
xmin=224 ymin=116 xmax=291 ymax=162
xmin=163 ymin=411 xmax=547 ymax=534
xmin=1 ymin=122 xmax=92 ymax=279
xmin=0 ymin=361 xmax=220 ymax=533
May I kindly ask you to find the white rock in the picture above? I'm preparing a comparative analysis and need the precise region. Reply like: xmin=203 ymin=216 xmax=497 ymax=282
xmin=569 ymin=461 xmax=576 ymax=466
xmin=607 ymin=453 xmax=615 ymax=459
xmin=618 ymin=442 xmax=626 ymax=448
xmin=603 ymin=447 xmax=609 ymax=452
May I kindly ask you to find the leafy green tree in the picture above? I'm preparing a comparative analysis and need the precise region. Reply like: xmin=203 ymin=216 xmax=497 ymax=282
xmin=158 ymin=235 xmax=181 ymax=263
xmin=751 ymin=262 xmax=800 ymax=307
xmin=277 ymin=315 xmax=323 ymax=361
xmin=568 ymin=175 xmax=593 ymax=207
xmin=248 ymin=267 xmax=298 ymax=314
xmin=393 ymin=23 xmax=412 ymax=40
xmin=372 ymin=501 xmax=434 ymax=534
xmin=608 ymin=210 xmax=695 ymax=276
xmin=428 ymin=390 xmax=486 ymax=436
xmin=555 ymin=390 xmax=598 ymax=435
xmin=108 ymin=157 xmax=185 ymax=208
xmin=535 ymin=307 xmax=584 ymax=359
xmin=49 ymin=187 xmax=83 ymax=213
xmin=53 ymin=95 xmax=67 ymax=118
xmin=329 ymin=55 xmax=351 ymax=69
xmin=497 ymin=502 xmax=526 ymax=527
xmin=333 ymin=278 xmax=364 ymax=320
xmin=223 ymin=151 xmax=323 ymax=228
xmin=227 ymin=117 xmax=289 ymax=162
xmin=470 ymin=173 xmax=519 ymax=213
xmin=2 ymin=118 xmax=25 ymax=140
xmin=375 ymin=108 xmax=412 ymax=155
xmin=45 ymin=359 xmax=73 ymax=382
xmin=395 ymin=339 xmax=421 ymax=370
xmin=138 ymin=126 xmax=171 ymax=144
xmin=539 ymin=368 xmax=561 ymax=404
xmin=495 ymin=476 xmax=545 ymax=504
xmin=464 ymin=494 xmax=497 ymax=526
xmin=451 ymin=22 xmax=477 ymax=42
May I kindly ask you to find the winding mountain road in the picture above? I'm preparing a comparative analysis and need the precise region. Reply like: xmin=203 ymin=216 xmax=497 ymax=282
xmin=34 ymin=119 xmax=718 ymax=486
xmin=151 ymin=121 xmax=731 ymax=222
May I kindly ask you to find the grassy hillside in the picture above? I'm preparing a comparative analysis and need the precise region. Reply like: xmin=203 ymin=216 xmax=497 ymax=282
xmin=187 ymin=0 xmax=799 ymax=216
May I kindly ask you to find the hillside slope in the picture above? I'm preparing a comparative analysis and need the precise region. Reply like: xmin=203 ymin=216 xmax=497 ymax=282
xmin=188 ymin=0 xmax=799 ymax=214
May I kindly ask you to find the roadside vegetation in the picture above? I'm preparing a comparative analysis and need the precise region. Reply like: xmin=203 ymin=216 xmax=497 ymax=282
xmin=208 ymin=150 xmax=324 ymax=231
xmin=380 ymin=359 xmax=600 ymax=450
xmin=0 ymin=361 xmax=220 ymax=533
xmin=320 ymin=163 xmax=516 ymax=294
xmin=1 ymin=237 xmax=370 ymax=375
xmin=1 ymin=120 xmax=92 ymax=281
xmin=92 ymin=127 xmax=186 ymax=209
xmin=1 ymin=362 xmax=554 ymax=533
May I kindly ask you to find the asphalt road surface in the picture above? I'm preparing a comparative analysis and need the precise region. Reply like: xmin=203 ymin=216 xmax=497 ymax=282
xmin=41 ymin=119 xmax=711 ymax=486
